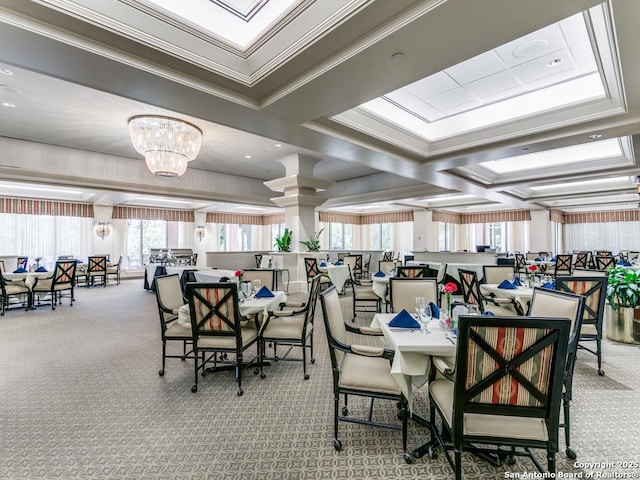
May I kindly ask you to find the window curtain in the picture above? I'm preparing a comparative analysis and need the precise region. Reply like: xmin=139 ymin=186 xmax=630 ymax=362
xmin=0 ymin=213 xmax=93 ymax=270
xmin=563 ymin=221 xmax=640 ymax=253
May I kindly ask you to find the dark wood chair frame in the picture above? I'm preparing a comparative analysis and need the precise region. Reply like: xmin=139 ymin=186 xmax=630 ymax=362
xmin=0 ymin=267 xmax=32 ymax=315
xmin=32 ymin=260 xmax=78 ymax=310
xmin=396 ymin=265 xmax=439 ymax=278
xmin=595 ymin=255 xmax=615 ymax=271
xmin=86 ymin=255 xmax=108 ymax=287
xmin=554 ymin=254 xmax=573 ymax=277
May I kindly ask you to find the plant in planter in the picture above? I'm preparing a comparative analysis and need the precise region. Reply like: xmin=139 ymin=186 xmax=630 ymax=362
xmin=605 ymin=265 xmax=640 ymax=343
xmin=274 ymin=227 xmax=292 ymax=252
xmin=300 ymin=228 xmax=324 ymax=252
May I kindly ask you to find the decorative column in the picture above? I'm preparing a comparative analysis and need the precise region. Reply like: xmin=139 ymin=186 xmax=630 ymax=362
xmin=264 ymin=154 xmax=333 ymax=292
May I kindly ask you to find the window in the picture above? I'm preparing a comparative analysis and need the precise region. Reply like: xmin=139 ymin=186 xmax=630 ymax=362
xmin=370 ymin=223 xmax=391 ymax=251
xmin=330 ymin=222 xmax=353 ymax=250
xmin=488 ymin=222 xmax=503 ymax=251
xmin=126 ymin=219 xmax=166 ymax=268
xmin=438 ymin=222 xmax=448 ymax=251
xmin=271 ymin=223 xmax=285 ymax=251
xmin=219 ymin=224 xmax=254 ymax=251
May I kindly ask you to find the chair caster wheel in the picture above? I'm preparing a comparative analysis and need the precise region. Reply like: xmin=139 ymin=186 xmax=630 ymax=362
xmin=158 ymin=370 xmax=165 ymax=376
xmin=260 ymin=374 xmax=266 ymax=379
xmin=310 ymin=358 xmax=315 ymax=364
xmin=566 ymin=448 xmax=577 ymax=460
xmin=191 ymin=385 xmax=197 ymax=393
xmin=304 ymin=374 xmax=309 ymax=380
xmin=403 ymin=452 xmax=414 ymax=464
xmin=504 ymin=454 xmax=517 ymax=465
xmin=237 ymin=388 xmax=243 ymax=396
xmin=341 ymin=406 xmax=348 ymax=416
xmin=253 ymin=368 xmax=259 ymax=375
xmin=333 ymin=439 xmax=342 ymax=451
xmin=598 ymin=369 xmax=605 ymax=376
xmin=427 ymin=446 xmax=438 ymax=459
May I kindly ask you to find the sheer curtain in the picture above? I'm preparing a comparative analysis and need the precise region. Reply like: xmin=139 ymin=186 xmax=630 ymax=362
xmin=0 ymin=213 xmax=92 ymax=269
xmin=563 ymin=221 xmax=640 ymax=252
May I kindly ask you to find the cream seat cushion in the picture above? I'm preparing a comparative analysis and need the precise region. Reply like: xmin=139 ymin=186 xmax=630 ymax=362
xmin=33 ymin=280 xmax=72 ymax=292
xmin=5 ymin=283 xmax=30 ymax=295
xmin=430 ymin=379 xmax=548 ymax=441
xmin=262 ymin=315 xmax=306 ymax=339
xmin=581 ymin=324 xmax=598 ymax=335
xmin=354 ymin=286 xmax=379 ymax=300
xmin=338 ymin=352 xmax=400 ymax=395
xmin=197 ymin=327 xmax=258 ymax=349
xmin=165 ymin=322 xmax=192 ymax=338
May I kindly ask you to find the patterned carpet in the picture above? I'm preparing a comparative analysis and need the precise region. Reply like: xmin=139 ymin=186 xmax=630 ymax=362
xmin=1 ymin=280 xmax=639 ymax=479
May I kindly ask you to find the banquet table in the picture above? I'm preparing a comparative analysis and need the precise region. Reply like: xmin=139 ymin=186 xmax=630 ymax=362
xmin=318 ymin=264 xmax=350 ymax=292
xmin=3 ymin=271 xmax=55 ymax=290
xmin=177 ymin=290 xmax=287 ymax=324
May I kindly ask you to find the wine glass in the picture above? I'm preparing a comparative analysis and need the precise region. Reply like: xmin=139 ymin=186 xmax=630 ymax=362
xmin=415 ymin=296 xmax=428 ymax=333
xmin=252 ymin=279 xmax=262 ymax=295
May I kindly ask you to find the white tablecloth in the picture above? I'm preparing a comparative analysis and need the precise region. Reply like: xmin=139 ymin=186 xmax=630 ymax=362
xmin=178 ymin=290 xmax=287 ymax=324
xmin=193 ymin=269 xmax=241 ymax=283
xmin=371 ymin=275 xmax=390 ymax=300
xmin=371 ymin=313 xmax=456 ymax=408
xmin=3 ymin=271 xmax=54 ymax=290
xmin=319 ymin=264 xmax=350 ymax=292
xmin=407 ymin=261 xmax=485 ymax=282
xmin=480 ymin=283 xmax=533 ymax=313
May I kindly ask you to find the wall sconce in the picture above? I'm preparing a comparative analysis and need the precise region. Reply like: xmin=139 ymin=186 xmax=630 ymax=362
xmin=195 ymin=224 xmax=206 ymax=242
xmin=95 ymin=222 xmax=112 ymax=240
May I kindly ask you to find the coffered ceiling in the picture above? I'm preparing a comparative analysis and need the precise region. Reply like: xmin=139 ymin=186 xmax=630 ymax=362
xmin=0 ymin=0 xmax=639 ymax=215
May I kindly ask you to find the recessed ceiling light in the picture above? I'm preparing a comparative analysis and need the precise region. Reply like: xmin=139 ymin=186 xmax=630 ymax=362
xmin=547 ymin=58 xmax=563 ymax=67
xmin=513 ymin=39 xmax=548 ymax=58
xmin=588 ymin=133 xmax=603 ymax=139
xmin=2 ymin=102 xmax=15 ymax=108
xmin=244 ymin=155 xmax=252 ymax=159
xmin=274 ymin=144 xmax=282 ymax=148
xmin=0 ymin=67 xmax=13 ymax=76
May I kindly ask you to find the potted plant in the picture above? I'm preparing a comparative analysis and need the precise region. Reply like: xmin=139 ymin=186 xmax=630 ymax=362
xmin=300 ymin=228 xmax=324 ymax=252
xmin=274 ymin=227 xmax=292 ymax=252
xmin=605 ymin=265 xmax=640 ymax=343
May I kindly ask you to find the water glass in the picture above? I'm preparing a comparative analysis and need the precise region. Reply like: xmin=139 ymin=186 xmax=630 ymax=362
xmin=252 ymin=279 xmax=262 ymax=294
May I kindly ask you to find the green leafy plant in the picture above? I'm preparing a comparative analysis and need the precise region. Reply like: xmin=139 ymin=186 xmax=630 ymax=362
xmin=300 ymin=228 xmax=324 ymax=252
xmin=274 ymin=227 xmax=292 ymax=252
xmin=606 ymin=265 xmax=640 ymax=309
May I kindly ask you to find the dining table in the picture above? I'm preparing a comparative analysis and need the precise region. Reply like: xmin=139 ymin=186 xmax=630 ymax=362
xmin=480 ymin=283 xmax=534 ymax=313
xmin=318 ymin=263 xmax=350 ymax=292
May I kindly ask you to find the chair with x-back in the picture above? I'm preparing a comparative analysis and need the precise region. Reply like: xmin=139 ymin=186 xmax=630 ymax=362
xmin=553 ymin=254 xmax=573 ymax=277
xmin=320 ymin=286 xmax=412 ymax=463
xmin=185 ymin=282 xmax=259 ymax=396
xmin=396 ymin=265 xmax=439 ymax=278
xmin=458 ymin=268 xmax=516 ymax=315
xmin=154 ymin=274 xmax=193 ymax=377
xmin=0 ymin=263 xmax=31 ymax=315
xmin=32 ymin=260 xmax=78 ymax=309
xmin=514 ymin=253 xmax=528 ymax=274
xmin=86 ymin=255 xmax=108 ymax=287
xmin=428 ymin=314 xmax=570 ymax=478
xmin=595 ymin=255 xmax=615 ymax=271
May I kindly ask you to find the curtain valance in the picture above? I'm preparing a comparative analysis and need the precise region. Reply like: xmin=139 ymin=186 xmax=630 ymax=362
xmin=112 ymin=206 xmax=195 ymax=222
xmin=0 ymin=197 xmax=94 ymax=218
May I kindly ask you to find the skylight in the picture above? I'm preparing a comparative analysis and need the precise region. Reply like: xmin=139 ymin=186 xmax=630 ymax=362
xmin=480 ymin=138 xmax=622 ymax=174
xmin=530 ymin=176 xmax=630 ymax=192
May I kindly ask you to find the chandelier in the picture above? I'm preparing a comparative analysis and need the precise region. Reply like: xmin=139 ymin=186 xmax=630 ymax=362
xmin=195 ymin=224 xmax=206 ymax=242
xmin=128 ymin=115 xmax=202 ymax=177
xmin=95 ymin=222 xmax=112 ymax=240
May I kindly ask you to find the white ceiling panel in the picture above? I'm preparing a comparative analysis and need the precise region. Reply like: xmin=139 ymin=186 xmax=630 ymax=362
xmin=464 ymin=70 xmax=522 ymax=99
xmin=444 ymin=51 xmax=506 ymax=85
xmin=510 ymin=49 xmax=578 ymax=86
xmin=494 ymin=24 xmax=568 ymax=67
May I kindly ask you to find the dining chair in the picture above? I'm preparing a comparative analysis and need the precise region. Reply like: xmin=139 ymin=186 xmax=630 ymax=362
xmin=0 ymin=265 xmax=31 ymax=315
xmin=595 ymin=255 xmax=615 ymax=271
xmin=554 ymin=254 xmax=573 ymax=277
xmin=514 ymin=253 xmax=527 ymax=274
xmin=319 ymin=286 xmax=412 ymax=463
xmin=32 ymin=260 xmax=78 ymax=309
xmin=388 ymin=277 xmax=438 ymax=313
xmin=241 ymin=268 xmax=276 ymax=290
xmin=154 ymin=274 xmax=193 ymax=377
xmin=555 ymin=276 xmax=607 ymax=376
xmin=303 ymin=257 xmax=331 ymax=288
xmin=185 ymin=282 xmax=260 ymax=395
xmin=362 ymin=254 xmax=371 ymax=278
xmin=382 ymin=251 xmax=394 ymax=261
xmin=344 ymin=254 xmax=363 ymax=279
xmin=573 ymin=251 xmax=591 ymax=270
xmin=427 ymin=314 xmax=570 ymax=479
xmin=348 ymin=265 xmax=380 ymax=321
xmin=377 ymin=260 xmax=397 ymax=274
xmin=527 ymin=287 xmax=585 ymax=459
xmin=481 ymin=265 xmax=515 ymax=284
xmin=396 ymin=265 xmax=438 ymax=278
xmin=16 ymin=256 xmax=28 ymax=270
xmin=86 ymin=255 xmax=108 ymax=287
xmin=254 ymin=253 xmax=263 ymax=268
xmin=106 ymin=255 xmax=122 ymax=285
xmin=259 ymin=274 xmax=322 ymax=380
xmin=458 ymin=268 xmax=516 ymax=315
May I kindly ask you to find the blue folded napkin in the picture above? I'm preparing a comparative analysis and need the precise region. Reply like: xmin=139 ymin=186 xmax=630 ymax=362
xmin=13 ymin=267 xmax=27 ymax=273
xmin=334 ymin=260 xmax=342 ymax=265
xmin=254 ymin=286 xmax=275 ymax=298
xmin=428 ymin=301 xmax=440 ymax=319
xmin=483 ymin=311 xmax=496 ymax=316
xmin=319 ymin=261 xmax=326 ymax=267
xmin=617 ymin=260 xmax=632 ymax=266
xmin=551 ymin=256 xmax=556 ymax=261
xmin=541 ymin=281 xmax=554 ymax=289
xmin=535 ymin=257 xmax=543 ymax=261
xmin=498 ymin=279 xmax=516 ymax=289
xmin=373 ymin=270 xmax=385 ymax=277
xmin=512 ymin=276 xmax=521 ymax=286
xmin=388 ymin=309 xmax=420 ymax=329
xmin=35 ymin=266 xmax=48 ymax=272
